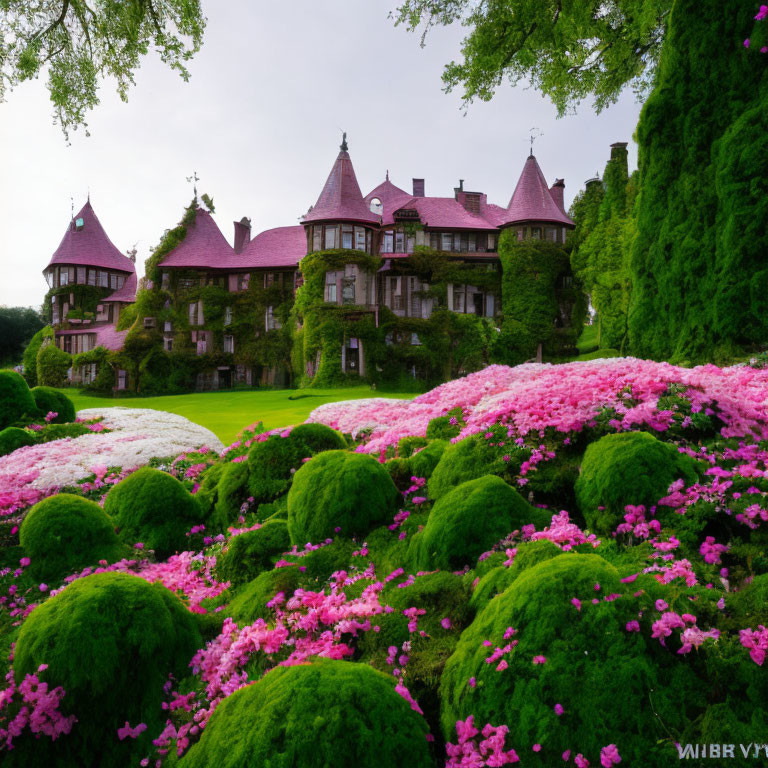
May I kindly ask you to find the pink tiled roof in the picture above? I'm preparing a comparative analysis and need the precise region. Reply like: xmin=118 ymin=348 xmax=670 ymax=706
xmin=46 ymin=201 xmax=135 ymax=273
xmin=364 ymin=177 xmax=414 ymax=225
xmin=505 ymin=155 xmax=575 ymax=227
xmin=57 ymin=325 xmax=127 ymax=351
xmin=303 ymin=149 xmax=381 ymax=225
xmin=392 ymin=196 xmax=499 ymax=230
xmin=238 ymin=225 xmax=307 ymax=268
xmin=103 ymin=272 xmax=137 ymax=303
xmin=159 ymin=207 xmax=236 ymax=269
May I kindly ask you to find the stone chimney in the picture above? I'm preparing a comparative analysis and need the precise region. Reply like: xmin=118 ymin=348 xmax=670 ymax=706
xmin=233 ymin=217 xmax=251 ymax=254
xmin=549 ymin=179 xmax=566 ymax=215
xmin=412 ymin=178 xmax=425 ymax=197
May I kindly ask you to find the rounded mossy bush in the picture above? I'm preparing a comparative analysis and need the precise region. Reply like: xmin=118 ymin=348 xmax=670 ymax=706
xmin=289 ymin=422 xmax=348 ymax=453
xmin=385 ymin=456 xmax=413 ymax=489
xmin=178 ymin=659 xmax=432 ymax=768
xmin=19 ymin=493 xmax=126 ymax=584
xmin=198 ymin=460 xmax=250 ymax=532
xmin=12 ymin=572 xmax=201 ymax=768
xmin=0 ymin=426 xmax=34 ymax=456
xmin=247 ymin=435 xmax=305 ymax=503
xmin=410 ymin=476 xmax=548 ymax=571
xmin=575 ymin=431 xmax=699 ymax=534
xmin=440 ymin=553 xmax=703 ymax=766
xmin=426 ymin=415 xmax=462 ymax=441
xmin=215 ymin=520 xmax=291 ymax=588
xmin=228 ymin=566 xmax=303 ymax=625
xmin=0 ymin=369 xmax=37 ymax=429
xmin=409 ymin=439 xmax=448 ymax=480
xmin=30 ymin=385 xmax=76 ymax=423
xmin=397 ymin=435 xmax=430 ymax=458
xmin=469 ymin=539 xmax=562 ymax=612
xmin=104 ymin=467 xmax=204 ymax=558
xmin=287 ymin=450 xmax=399 ymax=545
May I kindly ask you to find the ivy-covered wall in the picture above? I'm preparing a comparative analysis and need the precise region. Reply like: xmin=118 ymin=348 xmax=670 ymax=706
xmin=42 ymin=284 xmax=113 ymax=326
xmin=496 ymin=233 xmax=586 ymax=364
xmin=628 ymin=0 xmax=768 ymax=362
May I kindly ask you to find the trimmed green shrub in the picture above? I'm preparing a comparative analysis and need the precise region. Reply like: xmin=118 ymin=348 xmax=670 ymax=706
xmin=469 ymin=540 xmax=562 ymax=612
xmin=287 ymin=450 xmax=399 ymax=545
xmin=0 ymin=369 xmax=37 ymax=429
xmin=575 ymin=431 xmax=699 ymax=534
xmin=104 ymin=467 xmax=204 ymax=558
xmin=19 ymin=494 xmax=126 ymax=584
xmin=409 ymin=476 xmax=548 ymax=571
xmin=36 ymin=342 xmax=71 ymax=387
xmin=440 ymin=553 xmax=703 ymax=766
xmin=426 ymin=415 xmax=462 ymax=440
xmin=289 ymin=422 xmax=348 ymax=452
xmin=385 ymin=456 xmax=413 ymax=489
xmin=178 ymin=659 xmax=432 ymax=768
xmin=247 ymin=434 xmax=305 ymax=503
xmin=397 ymin=435 xmax=430 ymax=458
xmin=193 ymin=462 xmax=227 ymax=519
xmin=215 ymin=521 xmax=290 ymax=587
xmin=30 ymin=386 xmax=76 ymax=423
xmin=12 ymin=572 xmax=201 ymax=768
xmin=409 ymin=439 xmax=448 ymax=480
xmin=228 ymin=566 xmax=302 ymax=625
xmin=22 ymin=325 xmax=54 ymax=387
xmin=0 ymin=426 xmax=34 ymax=456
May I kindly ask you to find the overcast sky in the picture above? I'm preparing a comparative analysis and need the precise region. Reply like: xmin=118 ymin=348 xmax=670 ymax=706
xmin=0 ymin=0 xmax=642 ymax=309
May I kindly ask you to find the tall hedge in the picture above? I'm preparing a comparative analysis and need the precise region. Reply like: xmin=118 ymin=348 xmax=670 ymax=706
xmin=0 ymin=369 xmax=37 ymax=428
xmin=22 ymin=325 xmax=54 ymax=387
xmin=36 ymin=341 xmax=71 ymax=387
xmin=628 ymin=0 xmax=768 ymax=361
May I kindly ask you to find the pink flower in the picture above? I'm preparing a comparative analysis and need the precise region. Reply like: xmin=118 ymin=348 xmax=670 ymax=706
xmin=533 ymin=655 xmax=546 ymax=665
xmin=117 ymin=721 xmax=148 ymax=740
xmin=626 ymin=620 xmax=640 ymax=632
xmin=563 ymin=750 xmax=572 ymax=761
xmin=554 ymin=703 xmax=564 ymax=715
xmin=533 ymin=743 xmax=542 ymax=752
xmin=571 ymin=598 xmax=581 ymax=611
xmin=744 ymin=38 xmax=751 ymax=48
xmin=496 ymin=659 xmax=508 ymax=672
xmin=575 ymin=755 xmax=590 ymax=768
xmin=441 ymin=617 xmax=452 ymax=630
xmin=600 ymin=744 xmax=621 ymax=767
xmin=756 ymin=5 xmax=768 ymax=20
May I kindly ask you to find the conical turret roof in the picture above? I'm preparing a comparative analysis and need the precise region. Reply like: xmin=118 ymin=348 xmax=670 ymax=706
xmin=46 ymin=200 xmax=135 ymax=273
xmin=505 ymin=155 xmax=574 ymax=227
xmin=303 ymin=139 xmax=380 ymax=225
xmin=159 ymin=207 xmax=236 ymax=268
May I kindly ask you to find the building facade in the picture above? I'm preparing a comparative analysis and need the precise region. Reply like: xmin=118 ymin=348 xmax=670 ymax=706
xmin=41 ymin=139 xmax=581 ymax=393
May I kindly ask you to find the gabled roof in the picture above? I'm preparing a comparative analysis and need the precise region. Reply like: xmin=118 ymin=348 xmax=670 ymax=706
xmin=303 ymin=144 xmax=381 ymax=225
xmin=159 ymin=207 xmax=236 ymax=269
xmin=505 ymin=155 xmax=575 ymax=227
xmin=103 ymin=272 xmax=137 ymax=303
xmin=238 ymin=225 xmax=307 ymax=269
xmin=46 ymin=200 xmax=135 ymax=273
xmin=401 ymin=196 xmax=499 ymax=230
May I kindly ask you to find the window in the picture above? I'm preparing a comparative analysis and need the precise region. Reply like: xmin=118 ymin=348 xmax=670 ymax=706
xmin=117 ymin=370 xmax=128 ymax=390
xmin=87 ymin=269 xmax=96 ymax=286
xmin=486 ymin=294 xmax=495 ymax=317
xmin=430 ymin=232 xmax=439 ymax=249
xmin=454 ymin=233 xmax=462 ymax=252
xmin=99 ymin=271 xmax=109 ymax=287
xmin=355 ymin=227 xmax=366 ymax=251
xmin=382 ymin=232 xmax=394 ymax=253
xmin=406 ymin=235 xmax=415 ymax=253
xmin=189 ymin=300 xmax=204 ymax=325
xmin=117 ymin=275 xmax=125 ymax=289
xmin=487 ymin=233 xmax=497 ymax=250
xmin=223 ymin=334 xmax=234 ymax=353
xmin=531 ymin=228 xmax=541 ymax=240
xmin=547 ymin=227 xmax=558 ymax=242
xmin=77 ymin=267 xmax=86 ymax=284
xmin=164 ymin=321 xmax=172 ymax=332
xmin=395 ymin=231 xmax=405 ymax=252
xmin=239 ymin=273 xmax=250 ymax=291
xmin=453 ymin=286 xmax=465 ymax=313
xmin=143 ymin=317 xmax=155 ymax=329
xmin=325 ymin=271 xmax=338 ymax=303
xmin=441 ymin=233 xmax=452 ymax=251
xmin=324 ymin=225 xmax=338 ymax=249
xmin=194 ymin=331 xmax=208 ymax=355
xmin=516 ymin=228 xmax=524 ymax=241
xmin=342 ymin=263 xmax=357 ymax=305
xmin=109 ymin=273 xmax=118 ymax=290
xmin=313 ymin=227 xmax=322 ymax=252
xmin=342 ymin=225 xmax=353 ymax=249
xmin=411 ymin=333 xmax=421 ymax=346
xmin=162 ymin=272 xmax=170 ymax=289
xmin=468 ymin=234 xmax=477 ymax=252
xmin=265 ymin=306 xmax=282 ymax=331
xmin=60 ymin=268 xmax=69 ymax=286
xmin=163 ymin=336 xmax=173 ymax=352
xmin=224 ymin=306 xmax=232 ymax=326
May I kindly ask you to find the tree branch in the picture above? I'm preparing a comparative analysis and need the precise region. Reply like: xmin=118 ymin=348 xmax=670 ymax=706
xmin=30 ymin=0 xmax=71 ymax=42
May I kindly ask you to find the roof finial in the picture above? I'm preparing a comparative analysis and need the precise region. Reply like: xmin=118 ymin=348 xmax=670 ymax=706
xmin=528 ymin=127 xmax=543 ymax=156
xmin=87 ymin=187 xmax=90 ymax=203
xmin=186 ymin=171 xmax=199 ymax=201
xmin=386 ymin=169 xmax=389 ymax=181
xmin=70 ymin=196 xmax=74 ymax=220
xmin=340 ymin=131 xmax=348 ymax=152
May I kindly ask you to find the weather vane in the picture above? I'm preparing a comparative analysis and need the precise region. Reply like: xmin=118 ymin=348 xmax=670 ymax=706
xmin=186 ymin=171 xmax=199 ymax=199
xmin=528 ymin=127 xmax=543 ymax=156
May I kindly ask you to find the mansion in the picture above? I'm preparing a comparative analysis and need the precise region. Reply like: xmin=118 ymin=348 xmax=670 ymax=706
xmin=39 ymin=137 xmax=611 ymax=392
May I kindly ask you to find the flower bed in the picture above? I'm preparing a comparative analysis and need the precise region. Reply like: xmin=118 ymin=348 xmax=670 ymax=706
xmin=0 ymin=408 xmax=223 ymax=518
xmin=308 ymin=359 xmax=768 ymax=453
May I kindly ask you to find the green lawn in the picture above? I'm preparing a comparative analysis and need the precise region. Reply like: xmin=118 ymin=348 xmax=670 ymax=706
xmin=58 ymin=386 xmax=416 ymax=445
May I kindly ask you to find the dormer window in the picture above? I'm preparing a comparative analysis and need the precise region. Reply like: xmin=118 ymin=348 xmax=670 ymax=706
xmin=75 ymin=217 xmax=84 ymax=230
xmin=369 ymin=197 xmax=382 ymax=214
